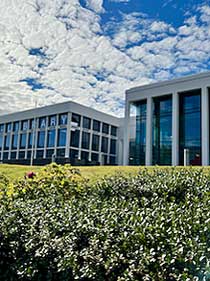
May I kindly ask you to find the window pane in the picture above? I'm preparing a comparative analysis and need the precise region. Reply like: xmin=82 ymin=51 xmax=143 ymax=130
xmin=21 ymin=120 xmax=28 ymax=131
xmin=101 ymin=137 xmax=108 ymax=153
xmin=36 ymin=150 xmax=44 ymax=159
xmin=57 ymin=128 xmax=67 ymax=147
xmin=18 ymin=151 xmax=25 ymax=159
xmin=37 ymin=131 xmax=45 ymax=148
xmin=6 ymin=123 xmax=12 ymax=133
xmin=110 ymin=139 xmax=116 ymax=155
xmin=20 ymin=133 xmax=27 ymax=149
xmin=93 ymin=120 xmax=100 ymax=132
xmin=28 ymin=133 xmax=33 ymax=148
xmin=71 ymin=113 xmax=81 ymax=126
xmin=70 ymin=149 xmax=79 ymax=159
xmin=0 ymin=124 xmax=4 ymax=133
xmin=39 ymin=117 xmax=46 ymax=129
xmin=91 ymin=153 xmax=99 ymax=162
xmin=82 ymin=132 xmax=90 ymax=149
xmin=12 ymin=134 xmax=18 ymax=149
xmin=110 ymin=156 xmax=116 ymax=165
xmin=0 ymin=135 xmax=3 ymax=149
xmin=59 ymin=113 xmax=68 ymax=125
xmin=49 ymin=115 xmax=57 ymax=127
xmin=47 ymin=129 xmax=56 ymax=147
xmin=11 ymin=151 xmax=17 ymax=159
xmin=46 ymin=149 xmax=54 ymax=158
xmin=92 ymin=134 xmax=100 ymax=151
xmin=102 ymin=123 xmax=109 ymax=134
xmin=13 ymin=122 xmax=19 ymax=132
xmin=70 ymin=130 xmax=80 ymax=147
xmin=57 ymin=148 xmax=65 ymax=157
xmin=83 ymin=117 xmax=91 ymax=129
xmin=111 ymin=126 xmax=117 ymax=136
xmin=29 ymin=119 xmax=36 ymax=129
xmin=4 ymin=135 xmax=10 ymax=150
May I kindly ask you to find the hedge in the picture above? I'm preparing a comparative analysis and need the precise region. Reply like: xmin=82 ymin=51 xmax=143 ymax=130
xmin=0 ymin=164 xmax=209 ymax=280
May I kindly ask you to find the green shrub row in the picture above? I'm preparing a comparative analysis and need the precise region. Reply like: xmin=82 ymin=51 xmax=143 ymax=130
xmin=0 ymin=164 xmax=209 ymax=280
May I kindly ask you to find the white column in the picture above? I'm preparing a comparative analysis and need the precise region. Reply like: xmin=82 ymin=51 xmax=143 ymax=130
xmin=146 ymin=97 xmax=153 ymax=166
xmin=123 ymin=101 xmax=130 ymax=165
xmin=202 ymin=86 xmax=209 ymax=166
xmin=172 ymin=92 xmax=179 ymax=166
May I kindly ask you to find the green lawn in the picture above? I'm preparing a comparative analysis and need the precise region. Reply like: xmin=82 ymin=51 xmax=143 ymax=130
xmin=0 ymin=163 xmax=208 ymax=183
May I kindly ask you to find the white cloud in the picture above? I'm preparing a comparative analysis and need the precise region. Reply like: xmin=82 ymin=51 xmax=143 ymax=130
xmin=86 ymin=0 xmax=105 ymax=13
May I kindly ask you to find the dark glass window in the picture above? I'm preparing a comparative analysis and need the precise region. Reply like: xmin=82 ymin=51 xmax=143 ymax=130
xmin=36 ymin=150 xmax=44 ymax=159
xmin=27 ymin=151 xmax=31 ymax=159
xmin=13 ymin=122 xmax=19 ymax=132
xmin=46 ymin=149 xmax=54 ymax=158
xmin=11 ymin=151 xmax=17 ymax=159
xmin=179 ymin=90 xmax=201 ymax=165
xmin=29 ymin=119 xmax=36 ymax=130
xmin=0 ymin=124 xmax=4 ymax=133
xmin=111 ymin=126 xmax=117 ymax=136
xmin=82 ymin=132 xmax=90 ymax=149
xmin=70 ymin=149 xmax=79 ymax=159
xmin=70 ymin=130 xmax=80 ymax=148
xmin=92 ymin=134 xmax=100 ymax=151
xmin=101 ymin=137 xmax=108 ymax=153
xmin=4 ymin=135 xmax=10 ymax=150
xmin=102 ymin=123 xmax=109 ymax=134
xmin=39 ymin=117 xmax=46 ymax=129
xmin=71 ymin=113 xmax=81 ymax=126
xmin=6 ymin=123 xmax=12 ymax=133
xmin=49 ymin=115 xmax=57 ymax=127
xmin=129 ymin=101 xmax=147 ymax=165
xmin=57 ymin=128 xmax=67 ymax=147
xmin=21 ymin=120 xmax=28 ymax=131
xmin=57 ymin=148 xmax=65 ymax=157
xmin=81 ymin=151 xmax=89 ymax=163
xmin=19 ymin=151 xmax=25 ymax=159
xmin=91 ymin=153 xmax=99 ymax=163
xmin=47 ymin=129 xmax=56 ymax=147
xmin=20 ymin=133 xmax=27 ymax=149
xmin=83 ymin=117 xmax=91 ymax=129
xmin=59 ymin=113 xmax=68 ymax=125
xmin=110 ymin=139 xmax=116 ymax=155
xmin=12 ymin=134 xmax=18 ymax=149
xmin=0 ymin=135 xmax=3 ymax=149
xmin=3 ymin=152 xmax=8 ymax=160
xmin=110 ymin=156 xmax=116 ymax=165
xmin=28 ymin=133 xmax=33 ymax=148
xmin=152 ymin=95 xmax=172 ymax=165
xmin=37 ymin=131 xmax=45 ymax=148
xmin=93 ymin=120 xmax=100 ymax=132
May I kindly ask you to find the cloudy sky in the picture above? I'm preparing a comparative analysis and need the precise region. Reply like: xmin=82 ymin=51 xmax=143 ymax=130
xmin=1 ymin=0 xmax=210 ymax=117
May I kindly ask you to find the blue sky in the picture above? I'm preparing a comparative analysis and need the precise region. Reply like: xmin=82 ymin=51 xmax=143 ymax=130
xmin=0 ymin=0 xmax=210 ymax=116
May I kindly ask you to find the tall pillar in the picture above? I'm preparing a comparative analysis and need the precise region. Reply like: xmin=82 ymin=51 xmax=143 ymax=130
xmin=146 ymin=97 xmax=153 ymax=166
xmin=123 ymin=101 xmax=130 ymax=165
xmin=172 ymin=92 xmax=179 ymax=166
xmin=201 ymin=86 xmax=209 ymax=166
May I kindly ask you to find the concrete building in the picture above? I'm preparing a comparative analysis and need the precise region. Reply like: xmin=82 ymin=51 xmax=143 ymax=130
xmin=124 ymin=71 xmax=210 ymax=166
xmin=0 ymin=101 xmax=123 ymax=165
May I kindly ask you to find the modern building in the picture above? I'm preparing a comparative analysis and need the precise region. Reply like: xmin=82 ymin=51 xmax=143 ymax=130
xmin=124 ymin=71 xmax=210 ymax=166
xmin=0 ymin=101 xmax=123 ymax=165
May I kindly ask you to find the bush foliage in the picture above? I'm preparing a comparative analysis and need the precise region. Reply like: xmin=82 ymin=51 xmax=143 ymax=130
xmin=0 ymin=164 xmax=209 ymax=280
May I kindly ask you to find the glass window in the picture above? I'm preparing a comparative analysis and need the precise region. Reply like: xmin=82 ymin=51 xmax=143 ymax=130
xmin=27 ymin=151 xmax=31 ymax=159
xmin=70 ymin=130 xmax=80 ymax=148
xmin=39 ymin=117 xmax=46 ymax=129
xmin=6 ymin=123 xmax=12 ymax=133
xmin=4 ymin=135 xmax=10 ymax=150
xmin=28 ymin=133 xmax=33 ymax=149
xmin=81 ymin=151 xmax=89 ymax=164
xmin=102 ymin=123 xmax=109 ymax=134
xmin=110 ymin=156 xmax=116 ymax=165
xmin=82 ymin=132 xmax=90 ymax=149
xmin=57 ymin=148 xmax=65 ymax=157
xmin=36 ymin=150 xmax=44 ymax=159
xmin=11 ymin=151 xmax=17 ymax=159
xmin=47 ymin=129 xmax=56 ymax=147
xmin=110 ymin=139 xmax=116 ymax=155
xmin=46 ymin=149 xmax=54 ymax=158
xmin=152 ymin=96 xmax=172 ymax=165
xmin=37 ymin=131 xmax=45 ymax=148
xmin=49 ymin=115 xmax=57 ymax=127
xmin=93 ymin=120 xmax=100 ymax=132
xmin=18 ymin=151 xmax=25 ymax=159
xmin=0 ymin=135 xmax=3 ymax=149
xmin=0 ymin=124 xmax=4 ymax=133
xmin=57 ymin=128 xmax=67 ymax=147
xmin=92 ymin=134 xmax=100 ymax=151
xmin=83 ymin=117 xmax=91 ymax=129
xmin=179 ymin=90 xmax=201 ymax=165
xmin=20 ymin=133 xmax=27 ymax=149
xmin=101 ymin=137 xmax=108 ymax=153
xmin=111 ymin=126 xmax=117 ymax=136
xmin=29 ymin=119 xmax=36 ymax=130
xmin=3 ymin=152 xmax=8 ymax=160
xmin=71 ymin=113 xmax=81 ymax=126
xmin=91 ymin=153 xmax=99 ymax=163
xmin=59 ymin=113 xmax=68 ymax=125
xmin=70 ymin=149 xmax=79 ymax=159
xmin=12 ymin=134 xmax=18 ymax=149
xmin=129 ymin=101 xmax=147 ymax=165
xmin=21 ymin=120 xmax=28 ymax=131
xmin=13 ymin=122 xmax=19 ymax=132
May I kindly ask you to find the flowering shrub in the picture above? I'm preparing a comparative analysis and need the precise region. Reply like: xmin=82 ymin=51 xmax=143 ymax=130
xmin=0 ymin=166 xmax=209 ymax=280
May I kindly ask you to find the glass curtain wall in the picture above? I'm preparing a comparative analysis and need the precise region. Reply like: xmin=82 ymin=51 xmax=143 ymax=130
xmin=179 ymin=90 xmax=201 ymax=165
xmin=129 ymin=100 xmax=146 ymax=165
xmin=152 ymin=95 xmax=172 ymax=165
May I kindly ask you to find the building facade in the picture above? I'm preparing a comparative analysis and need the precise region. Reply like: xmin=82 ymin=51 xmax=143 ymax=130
xmin=0 ymin=101 xmax=123 ymax=165
xmin=124 ymin=72 xmax=210 ymax=166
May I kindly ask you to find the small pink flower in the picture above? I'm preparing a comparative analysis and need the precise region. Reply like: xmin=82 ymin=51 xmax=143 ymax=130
xmin=27 ymin=171 xmax=36 ymax=179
